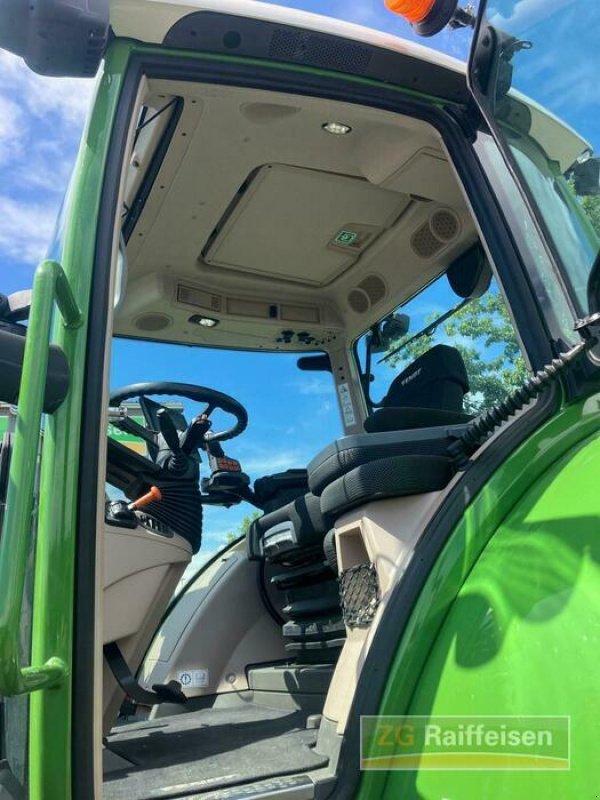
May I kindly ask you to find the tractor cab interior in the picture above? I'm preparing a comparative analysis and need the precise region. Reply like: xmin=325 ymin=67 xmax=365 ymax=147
xmin=99 ymin=72 xmax=523 ymax=799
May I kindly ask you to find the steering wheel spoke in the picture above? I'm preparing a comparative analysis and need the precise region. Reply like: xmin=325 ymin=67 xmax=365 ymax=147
xmin=111 ymin=415 xmax=158 ymax=447
xmin=201 ymin=402 xmax=216 ymax=418
xmin=109 ymin=382 xmax=248 ymax=448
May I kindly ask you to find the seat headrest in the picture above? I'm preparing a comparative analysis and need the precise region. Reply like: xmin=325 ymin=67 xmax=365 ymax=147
xmin=446 ymin=243 xmax=492 ymax=299
xmin=382 ymin=344 xmax=469 ymax=410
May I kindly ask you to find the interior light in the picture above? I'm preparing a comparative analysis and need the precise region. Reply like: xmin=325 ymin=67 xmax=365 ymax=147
xmin=189 ymin=314 xmax=219 ymax=327
xmin=322 ymin=122 xmax=352 ymax=135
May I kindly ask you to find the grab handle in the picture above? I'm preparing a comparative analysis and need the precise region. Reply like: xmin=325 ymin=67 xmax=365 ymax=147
xmin=0 ymin=260 xmax=81 ymax=695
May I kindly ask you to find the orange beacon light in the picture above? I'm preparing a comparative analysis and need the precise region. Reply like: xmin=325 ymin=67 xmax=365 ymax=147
xmin=384 ymin=0 xmax=461 ymax=37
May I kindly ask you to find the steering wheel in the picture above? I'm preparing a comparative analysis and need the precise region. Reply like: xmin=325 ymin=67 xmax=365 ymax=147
xmin=110 ymin=382 xmax=248 ymax=444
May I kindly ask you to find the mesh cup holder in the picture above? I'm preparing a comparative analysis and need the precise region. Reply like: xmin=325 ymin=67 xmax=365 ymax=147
xmin=339 ymin=562 xmax=380 ymax=629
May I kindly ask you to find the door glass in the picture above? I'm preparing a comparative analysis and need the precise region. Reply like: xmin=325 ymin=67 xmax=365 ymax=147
xmin=108 ymin=341 xmax=342 ymax=586
xmin=355 ymin=274 xmax=526 ymax=416
xmin=471 ymin=0 xmax=600 ymax=310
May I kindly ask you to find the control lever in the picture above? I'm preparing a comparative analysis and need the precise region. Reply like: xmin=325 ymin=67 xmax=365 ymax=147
xmin=157 ymin=408 xmax=189 ymax=475
xmin=201 ymin=438 xmax=251 ymax=500
xmin=105 ymin=486 xmax=163 ymax=528
xmin=127 ymin=485 xmax=162 ymax=512
xmin=181 ymin=413 xmax=212 ymax=454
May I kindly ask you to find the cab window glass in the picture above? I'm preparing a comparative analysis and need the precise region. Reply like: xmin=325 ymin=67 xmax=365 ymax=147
xmin=479 ymin=1 xmax=600 ymax=311
xmin=356 ymin=269 xmax=526 ymax=417
xmin=108 ymin=341 xmax=341 ymax=579
xmin=121 ymin=97 xmax=181 ymax=239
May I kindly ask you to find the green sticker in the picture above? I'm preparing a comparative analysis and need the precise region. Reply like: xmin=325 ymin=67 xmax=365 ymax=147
xmin=335 ymin=230 xmax=358 ymax=246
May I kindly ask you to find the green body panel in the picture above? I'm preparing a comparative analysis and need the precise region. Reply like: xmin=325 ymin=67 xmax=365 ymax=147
xmin=22 ymin=45 xmax=130 ymax=799
xmin=359 ymin=389 xmax=600 ymax=799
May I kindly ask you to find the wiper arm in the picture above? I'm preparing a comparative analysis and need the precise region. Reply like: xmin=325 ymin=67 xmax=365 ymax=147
xmin=377 ymin=298 xmax=470 ymax=365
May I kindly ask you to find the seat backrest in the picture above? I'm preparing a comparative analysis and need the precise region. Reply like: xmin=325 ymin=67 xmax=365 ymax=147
xmin=381 ymin=344 xmax=469 ymax=412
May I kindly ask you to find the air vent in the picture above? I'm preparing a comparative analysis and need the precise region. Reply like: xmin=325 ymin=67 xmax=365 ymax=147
xmin=134 ymin=313 xmax=172 ymax=332
xmin=347 ymin=288 xmax=370 ymax=314
xmin=177 ymin=283 xmax=222 ymax=313
xmin=269 ymin=28 xmax=372 ymax=73
xmin=280 ymin=304 xmax=320 ymax=324
xmin=226 ymin=298 xmax=272 ymax=318
xmin=358 ymin=274 xmax=386 ymax=306
xmin=410 ymin=209 xmax=460 ymax=259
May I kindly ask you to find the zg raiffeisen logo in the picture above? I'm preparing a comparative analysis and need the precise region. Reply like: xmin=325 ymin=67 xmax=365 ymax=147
xmin=360 ymin=716 xmax=570 ymax=770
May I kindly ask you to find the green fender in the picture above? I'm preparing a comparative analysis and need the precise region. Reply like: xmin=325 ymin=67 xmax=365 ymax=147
xmin=359 ymin=392 xmax=600 ymax=799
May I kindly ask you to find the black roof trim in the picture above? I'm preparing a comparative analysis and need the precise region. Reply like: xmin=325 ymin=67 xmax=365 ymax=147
xmin=163 ymin=11 xmax=469 ymax=104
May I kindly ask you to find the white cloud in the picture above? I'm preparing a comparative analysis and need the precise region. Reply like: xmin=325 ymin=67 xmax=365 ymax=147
xmin=0 ymin=52 xmax=93 ymax=272
xmin=0 ymin=50 xmax=94 ymax=127
xmin=10 ymin=139 xmax=79 ymax=194
xmin=294 ymin=375 xmax=335 ymax=396
xmin=0 ymin=195 xmax=58 ymax=263
xmin=241 ymin=451 xmax=307 ymax=475
xmin=490 ymin=0 xmax=573 ymax=30
xmin=331 ymin=0 xmax=381 ymax=27
xmin=0 ymin=95 xmax=24 ymax=166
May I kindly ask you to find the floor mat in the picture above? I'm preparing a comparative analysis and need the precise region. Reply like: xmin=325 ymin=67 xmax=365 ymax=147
xmin=103 ymin=703 xmax=328 ymax=800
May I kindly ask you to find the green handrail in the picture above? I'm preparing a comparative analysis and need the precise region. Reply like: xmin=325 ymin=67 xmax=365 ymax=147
xmin=0 ymin=260 xmax=82 ymax=696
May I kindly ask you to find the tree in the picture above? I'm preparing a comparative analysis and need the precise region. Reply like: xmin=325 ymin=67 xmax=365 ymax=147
xmin=386 ymin=290 xmax=527 ymax=415
xmin=567 ymin=175 xmax=600 ymax=238
xmin=581 ymin=194 xmax=600 ymax=237
xmin=224 ymin=511 xmax=261 ymax=544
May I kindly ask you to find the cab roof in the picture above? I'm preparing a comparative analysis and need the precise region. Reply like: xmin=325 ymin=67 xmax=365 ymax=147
xmin=109 ymin=0 xmax=466 ymax=73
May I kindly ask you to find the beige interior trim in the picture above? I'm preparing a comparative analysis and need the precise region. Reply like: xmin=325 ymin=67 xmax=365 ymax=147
xmin=115 ymin=80 xmax=476 ymax=353
xmin=95 ymin=75 xmax=153 ymax=776
xmin=141 ymin=539 xmax=287 ymax=702
xmin=322 ymin=484 xmax=460 ymax=734
xmin=102 ymin=524 xmax=192 ymax=733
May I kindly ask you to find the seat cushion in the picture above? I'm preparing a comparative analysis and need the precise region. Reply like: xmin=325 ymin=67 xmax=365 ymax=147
xmin=255 ymin=492 xmax=326 ymax=535
xmin=320 ymin=454 xmax=454 ymax=518
xmin=253 ymin=469 xmax=308 ymax=513
xmin=307 ymin=425 xmax=466 ymax=497
xmin=247 ymin=492 xmax=329 ymax=559
xmin=363 ymin=407 xmax=472 ymax=433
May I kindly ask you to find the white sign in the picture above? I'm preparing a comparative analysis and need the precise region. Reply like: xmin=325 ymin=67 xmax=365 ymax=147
xmin=177 ymin=669 xmax=209 ymax=688
xmin=337 ymin=382 xmax=356 ymax=427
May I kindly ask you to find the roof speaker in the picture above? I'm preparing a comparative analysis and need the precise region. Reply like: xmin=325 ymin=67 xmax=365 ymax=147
xmin=410 ymin=208 xmax=460 ymax=259
xmin=134 ymin=313 xmax=172 ymax=331
xmin=347 ymin=288 xmax=371 ymax=314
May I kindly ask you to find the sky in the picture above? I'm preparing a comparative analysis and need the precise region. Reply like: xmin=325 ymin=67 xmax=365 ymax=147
xmin=0 ymin=0 xmax=596 ymax=578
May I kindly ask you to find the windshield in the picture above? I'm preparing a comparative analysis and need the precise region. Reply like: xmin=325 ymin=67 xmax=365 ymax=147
xmin=477 ymin=0 xmax=600 ymax=312
xmin=109 ymin=339 xmax=341 ymax=575
xmin=355 ymin=271 xmax=525 ymax=417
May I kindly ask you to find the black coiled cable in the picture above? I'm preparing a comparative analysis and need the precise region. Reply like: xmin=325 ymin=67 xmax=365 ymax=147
xmin=449 ymin=330 xmax=598 ymax=469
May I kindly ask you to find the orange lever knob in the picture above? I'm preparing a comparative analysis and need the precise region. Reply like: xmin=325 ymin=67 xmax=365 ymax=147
xmin=129 ymin=485 xmax=162 ymax=510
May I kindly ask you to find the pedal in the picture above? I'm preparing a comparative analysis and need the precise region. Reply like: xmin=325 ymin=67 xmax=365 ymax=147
xmin=152 ymin=680 xmax=187 ymax=704
xmin=104 ymin=642 xmax=187 ymax=707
